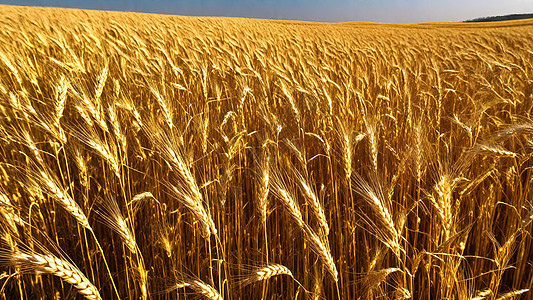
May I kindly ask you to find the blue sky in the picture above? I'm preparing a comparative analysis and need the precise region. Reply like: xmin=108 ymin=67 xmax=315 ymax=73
xmin=1 ymin=0 xmax=532 ymax=23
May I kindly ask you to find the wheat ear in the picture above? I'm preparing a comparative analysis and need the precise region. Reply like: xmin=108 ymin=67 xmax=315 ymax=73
xmin=28 ymin=166 xmax=91 ymax=231
xmin=302 ymin=224 xmax=339 ymax=282
xmin=352 ymin=172 xmax=400 ymax=253
xmin=495 ymin=289 xmax=529 ymax=300
xmin=257 ymin=152 xmax=270 ymax=225
xmin=240 ymin=263 xmax=293 ymax=286
xmin=9 ymin=251 xmax=101 ymax=300
xmin=271 ymin=168 xmax=338 ymax=282
xmin=293 ymin=167 xmax=329 ymax=235
xmin=175 ymin=279 xmax=223 ymax=300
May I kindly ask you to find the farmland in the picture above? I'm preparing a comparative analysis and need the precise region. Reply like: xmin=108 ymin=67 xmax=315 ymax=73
xmin=0 ymin=5 xmax=532 ymax=299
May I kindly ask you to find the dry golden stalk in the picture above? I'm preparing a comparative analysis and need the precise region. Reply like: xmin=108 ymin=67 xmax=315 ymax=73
xmin=428 ymin=172 xmax=464 ymax=240
xmin=219 ymin=132 xmax=244 ymax=206
xmin=116 ymin=97 xmax=143 ymax=129
xmin=175 ymin=282 xmax=191 ymax=289
xmin=279 ymin=80 xmax=300 ymax=122
xmin=395 ymin=287 xmax=411 ymax=299
xmin=19 ymin=130 xmax=45 ymax=166
xmin=0 ymin=51 xmax=22 ymax=86
xmin=108 ymin=103 xmax=127 ymax=153
xmin=459 ymin=169 xmax=494 ymax=197
xmin=0 ymin=191 xmax=23 ymax=234
xmin=430 ymin=174 xmax=454 ymax=231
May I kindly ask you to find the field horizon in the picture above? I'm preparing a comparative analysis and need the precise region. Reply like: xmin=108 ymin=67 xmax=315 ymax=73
xmin=3 ymin=4 xmax=533 ymax=26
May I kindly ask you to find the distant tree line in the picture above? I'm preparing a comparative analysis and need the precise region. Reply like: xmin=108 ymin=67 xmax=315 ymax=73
xmin=465 ymin=13 xmax=533 ymax=22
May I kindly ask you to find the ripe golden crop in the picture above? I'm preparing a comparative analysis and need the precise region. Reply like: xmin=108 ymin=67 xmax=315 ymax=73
xmin=0 ymin=4 xmax=532 ymax=299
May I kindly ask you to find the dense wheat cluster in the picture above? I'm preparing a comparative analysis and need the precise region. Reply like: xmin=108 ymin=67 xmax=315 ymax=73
xmin=0 ymin=4 xmax=532 ymax=299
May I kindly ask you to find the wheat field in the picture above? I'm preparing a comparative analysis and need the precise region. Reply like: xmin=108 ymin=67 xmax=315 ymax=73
xmin=0 ymin=4 xmax=532 ymax=299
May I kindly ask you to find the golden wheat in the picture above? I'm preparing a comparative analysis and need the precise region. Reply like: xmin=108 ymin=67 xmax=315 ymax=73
xmin=0 ymin=4 xmax=532 ymax=299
